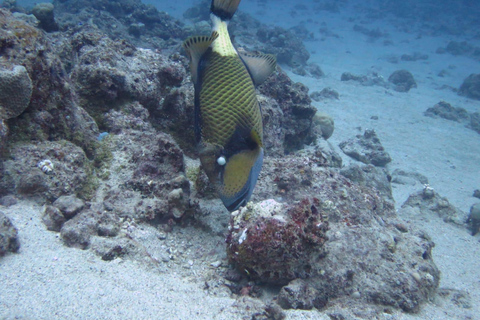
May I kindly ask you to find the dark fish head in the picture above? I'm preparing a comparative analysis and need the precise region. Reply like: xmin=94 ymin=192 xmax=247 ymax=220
xmin=219 ymin=146 xmax=263 ymax=211
xmin=200 ymin=127 xmax=263 ymax=212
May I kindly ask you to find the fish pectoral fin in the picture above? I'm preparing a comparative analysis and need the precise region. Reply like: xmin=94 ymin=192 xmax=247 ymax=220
xmin=239 ymin=52 xmax=277 ymax=86
xmin=182 ymin=31 xmax=219 ymax=84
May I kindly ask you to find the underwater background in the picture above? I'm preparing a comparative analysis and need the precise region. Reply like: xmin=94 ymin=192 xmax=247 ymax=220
xmin=1 ymin=0 xmax=479 ymax=319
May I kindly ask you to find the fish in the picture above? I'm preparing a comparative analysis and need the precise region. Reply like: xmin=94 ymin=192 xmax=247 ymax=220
xmin=183 ymin=0 xmax=276 ymax=211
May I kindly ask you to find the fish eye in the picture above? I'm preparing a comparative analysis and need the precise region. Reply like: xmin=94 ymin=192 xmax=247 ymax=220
xmin=217 ymin=156 xmax=226 ymax=166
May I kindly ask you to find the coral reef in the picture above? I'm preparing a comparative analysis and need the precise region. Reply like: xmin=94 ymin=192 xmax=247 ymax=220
xmin=339 ymin=129 xmax=392 ymax=167
xmin=53 ymin=0 xmax=187 ymax=50
xmin=0 ymin=210 xmax=19 ymax=256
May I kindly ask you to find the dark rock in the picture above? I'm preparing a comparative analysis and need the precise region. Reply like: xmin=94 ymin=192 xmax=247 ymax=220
xmin=445 ymin=41 xmax=474 ymax=56
xmin=341 ymin=72 xmax=365 ymax=82
xmin=466 ymin=203 xmax=480 ymax=235
xmin=258 ymin=95 xmax=285 ymax=157
xmin=101 ymin=106 xmax=194 ymax=221
xmin=103 ymin=188 xmax=168 ymax=221
xmin=470 ymin=112 xmax=480 ymax=134
xmin=340 ymin=164 xmax=393 ymax=201
xmin=259 ymin=70 xmax=317 ymax=152
xmin=459 ymin=74 xmax=480 ymax=100
xmin=60 ymin=206 xmax=119 ymax=249
xmin=306 ymin=63 xmax=325 ymax=78
xmin=391 ymin=169 xmax=428 ymax=186
xmin=249 ymin=23 xmax=310 ymax=67
xmin=265 ymin=302 xmax=286 ymax=320
xmin=42 ymin=205 xmax=66 ymax=231
xmin=424 ymin=101 xmax=470 ymax=123
xmin=0 ymin=211 xmax=20 ymax=256
xmin=473 ymin=189 xmax=480 ymax=199
xmin=128 ymin=22 xmax=145 ymax=37
xmin=2 ymin=141 xmax=94 ymax=201
xmin=90 ymin=236 xmax=141 ymax=261
xmin=353 ymin=24 xmax=386 ymax=40
xmin=388 ymin=70 xmax=417 ymax=92
xmin=310 ymin=87 xmax=339 ymax=101
xmin=0 ymin=195 xmax=17 ymax=207
xmin=32 ymin=3 xmax=59 ymax=32
xmin=292 ymin=66 xmax=307 ymax=76
xmin=400 ymin=187 xmax=464 ymax=225
xmin=339 ymin=129 xmax=392 ymax=167
xmin=16 ymin=169 xmax=48 ymax=195
xmin=60 ymin=210 xmax=96 ymax=249
xmin=401 ymin=52 xmax=429 ymax=61
xmin=277 ymin=279 xmax=324 ymax=310
xmin=53 ymin=195 xmax=85 ymax=219
xmin=438 ymin=288 xmax=472 ymax=309
xmin=341 ymin=71 xmax=388 ymax=87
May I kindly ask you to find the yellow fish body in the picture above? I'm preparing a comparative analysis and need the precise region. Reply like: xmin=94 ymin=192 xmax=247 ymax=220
xmin=183 ymin=0 xmax=276 ymax=211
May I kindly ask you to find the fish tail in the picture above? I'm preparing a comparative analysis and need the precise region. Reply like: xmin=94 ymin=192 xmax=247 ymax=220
xmin=210 ymin=0 xmax=241 ymax=20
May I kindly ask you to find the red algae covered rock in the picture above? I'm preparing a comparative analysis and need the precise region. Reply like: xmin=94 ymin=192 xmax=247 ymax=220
xmin=230 ymin=154 xmax=440 ymax=313
xmin=226 ymin=198 xmax=329 ymax=285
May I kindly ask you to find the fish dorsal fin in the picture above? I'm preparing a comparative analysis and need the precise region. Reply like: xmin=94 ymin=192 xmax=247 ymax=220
xmin=183 ymin=31 xmax=219 ymax=84
xmin=239 ymin=52 xmax=276 ymax=86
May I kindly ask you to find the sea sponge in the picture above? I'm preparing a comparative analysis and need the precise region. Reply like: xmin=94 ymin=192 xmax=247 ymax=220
xmin=0 ymin=65 xmax=33 ymax=120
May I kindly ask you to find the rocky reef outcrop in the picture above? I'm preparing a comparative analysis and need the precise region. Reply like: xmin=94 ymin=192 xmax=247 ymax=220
xmin=227 ymin=154 xmax=439 ymax=313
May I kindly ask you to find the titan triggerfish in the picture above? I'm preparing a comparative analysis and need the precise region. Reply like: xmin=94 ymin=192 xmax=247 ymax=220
xmin=183 ymin=0 xmax=276 ymax=211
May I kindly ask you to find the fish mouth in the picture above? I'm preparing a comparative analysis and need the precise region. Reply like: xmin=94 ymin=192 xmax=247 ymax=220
xmin=219 ymin=147 xmax=263 ymax=211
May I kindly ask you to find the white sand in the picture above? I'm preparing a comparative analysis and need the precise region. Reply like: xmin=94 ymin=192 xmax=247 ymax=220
xmin=1 ymin=1 xmax=480 ymax=319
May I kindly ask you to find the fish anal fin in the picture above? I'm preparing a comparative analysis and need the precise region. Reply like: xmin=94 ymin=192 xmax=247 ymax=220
xmin=182 ymin=31 xmax=219 ymax=84
xmin=239 ymin=52 xmax=277 ymax=86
